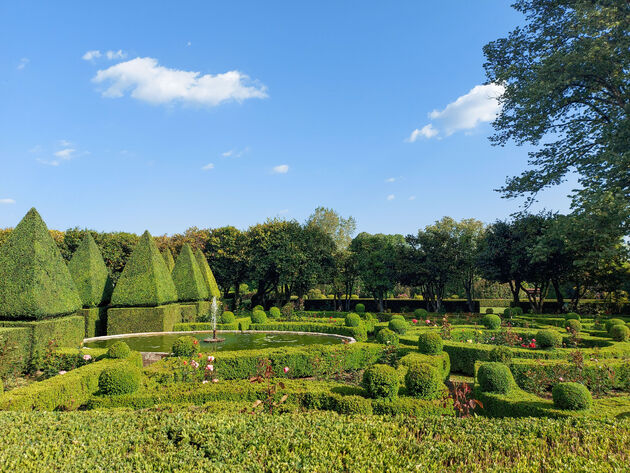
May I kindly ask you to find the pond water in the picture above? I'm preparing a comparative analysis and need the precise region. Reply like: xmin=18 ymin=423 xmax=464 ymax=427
xmin=84 ymin=331 xmax=345 ymax=353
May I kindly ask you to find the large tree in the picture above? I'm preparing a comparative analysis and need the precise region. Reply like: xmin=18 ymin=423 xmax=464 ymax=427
xmin=305 ymin=207 xmax=357 ymax=251
xmin=484 ymin=0 xmax=630 ymax=226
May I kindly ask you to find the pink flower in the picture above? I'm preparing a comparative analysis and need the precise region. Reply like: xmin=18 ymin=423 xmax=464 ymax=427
xmin=202 ymin=380 xmax=208 ymax=384
xmin=198 ymin=353 xmax=203 ymax=358
xmin=531 ymin=339 xmax=536 ymax=342
xmin=58 ymin=370 xmax=67 ymax=375
xmin=206 ymin=364 xmax=214 ymax=371
xmin=283 ymin=366 xmax=290 ymax=374
xmin=412 ymin=319 xmax=418 ymax=324
xmin=425 ymin=319 xmax=431 ymax=324
xmin=559 ymin=377 xmax=564 ymax=382
xmin=521 ymin=344 xmax=527 ymax=347
xmin=191 ymin=361 xmax=199 ymax=369
xmin=82 ymin=354 xmax=92 ymax=361
xmin=212 ymin=378 xmax=218 ymax=383
xmin=207 ymin=355 xmax=215 ymax=362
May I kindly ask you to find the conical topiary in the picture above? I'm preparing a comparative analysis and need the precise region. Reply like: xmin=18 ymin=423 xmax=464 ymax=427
xmin=0 ymin=208 xmax=82 ymax=320
xmin=162 ymin=248 xmax=175 ymax=272
xmin=172 ymin=244 xmax=209 ymax=302
xmin=194 ymin=248 xmax=221 ymax=299
xmin=68 ymin=233 xmax=113 ymax=308
xmin=110 ymin=231 xmax=178 ymax=307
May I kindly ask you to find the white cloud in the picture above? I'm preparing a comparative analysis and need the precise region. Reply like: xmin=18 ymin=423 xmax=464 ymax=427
xmin=36 ymin=158 xmax=60 ymax=166
xmin=222 ymin=147 xmax=249 ymax=158
xmin=407 ymin=83 xmax=504 ymax=141
xmin=17 ymin=58 xmax=29 ymax=70
xmin=92 ymin=57 xmax=268 ymax=107
xmin=186 ymin=41 xmax=192 ymax=47
xmin=385 ymin=177 xmax=396 ymax=183
xmin=58 ymin=139 xmax=72 ymax=147
xmin=387 ymin=194 xmax=395 ymax=201
xmin=83 ymin=50 xmax=102 ymax=61
xmin=202 ymin=163 xmax=215 ymax=171
xmin=0 ymin=198 xmax=15 ymax=204
xmin=222 ymin=150 xmax=234 ymax=157
xmin=106 ymin=50 xmax=126 ymax=60
xmin=409 ymin=195 xmax=416 ymax=201
xmin=54 ymin=148 xmax=76 ymax=159
xmin=272 ymin=164 xmax=289 ymax=174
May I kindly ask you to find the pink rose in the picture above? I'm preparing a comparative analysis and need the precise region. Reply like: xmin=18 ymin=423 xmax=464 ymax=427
xmin=412 ymin=319 xmax=418 ymax=324
xmin=82 ymin=354 xmax=92 ymax=361
xmin=207 ymin=355 xmax=215 ymax=362
xmin=58 ymin=370 xmax=67 ymax=375
xmin=206 ymin=364 xmax=214 ymax=371
xmin=283 ymin=367 xmax=290 ymax=374
xmin=212 ymin=378 xmax=218 ymax=383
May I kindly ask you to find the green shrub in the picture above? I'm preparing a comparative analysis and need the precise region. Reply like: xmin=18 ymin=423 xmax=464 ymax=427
xmin=404 ymin=362 xmax=443 ymax=399
xmin=0 ymin=208 xmax=82 ymax=319
xmin=477 ymin=362 xmax=514 ymax=394
xmin=220 ymin=311 xmax=235 ymax=324
xmin=511 ymin=307 xmax=523 ymax=316
xmin=107 ymin=341 xmax=131 ymax=359
xmin=110 ymin=231 xmax=178 ymax=307
xmin=417 ymin=332 xmax=443 ymax=355
xmin=414 ymin=308 xmax=428 ymax=319
xmin=345 ymin=313 xmax=361 ymax=327
xmin=565 ymin=319 xmax=582 ymax=333
xmin=488 ymin=346 xmax=513 ymax=364
xmin=68 ymin=233 xmax=113 ymax=308
xmin=363 ymin=313 xmax=377 ymax=334
xmin=251 ymin=310 xmax=268 ymax=324
xmin=194 ymin=249 xmax=221 ymax=300
xmin=161 ymin=248 xmax=175 ymax=272
xmin=333 ymin=394 xmax=373 ymax=415
xmin=350 ymin=294 xmax=359 ymax=299
xmin=390 ymin=314 xmax=405 ymax=322
xmin=606 ymin=318 xmax=626 ymax=333
xmin=482 ymin=314 xmax=501 ymax=330
xmin=172 ymin=336 xmax=197 ymax=357
xmin=171 ymin=244 xmax=209 ymax=302
xmin=269 ymin=307 xmax=281 ymax=319
xmin=485 ymin=308 xmax=494 ymax=314
xmin=253 ymin=305 xmax=264 ymax=312
xmin=610 ymin=324 xmax=630 ymax=342
xmin=98 ymin=364 xmax=141 ymax=395
xmin=503 ymin=308 xmax=513 ymax=317
xmin=376 ymin=328 xmax=399 ymax=346
xmin=388 ymin=318 xmax=408 ymax=335
xmin=361 ymin=364 xmax=399 ymax=400
xmin=355 ymin=303 xmax=365 ymax=313
xmin=564 ymin=312 xmax=581 ymax=321
xmin=552 ymin=382 xmax=592 ymax=410
xmin=536 ymin=329 xmax=562 ymax=349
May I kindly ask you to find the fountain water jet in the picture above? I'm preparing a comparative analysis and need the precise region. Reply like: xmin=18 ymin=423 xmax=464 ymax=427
xmin=203 ymin=296 xmax=225 ymax=343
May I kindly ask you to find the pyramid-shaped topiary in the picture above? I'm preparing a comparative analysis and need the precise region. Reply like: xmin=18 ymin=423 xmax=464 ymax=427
xmin=195 ymin=248 xmax=221 ymax=299
xmin=172 ymin=244 xmax=209 ymax=302
xmin=68 ymin=233 xmax=113 ymax=308
xmin=111 ymin=231 xmax=178 ymax=307
xmin=162 ymin=248 xmax=175 ymax=272
xmin=0 ymin=208 xmax=82 ymax=320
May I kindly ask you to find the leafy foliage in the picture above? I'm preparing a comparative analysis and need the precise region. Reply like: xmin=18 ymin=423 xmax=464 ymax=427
xmin=172 ymin=244 xmax=209 ymax=302
xmin=68 ymin=233 xmax=113 ymax=308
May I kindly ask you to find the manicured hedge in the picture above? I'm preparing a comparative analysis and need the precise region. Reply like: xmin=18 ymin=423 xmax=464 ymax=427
xmin=0 ymin=208 xmax=82 ymax=319
xmin=171 ymin=244 xmax=209 ymax=302
xmin=0 ymin=327 xmax=31 ymax=378
xmin=68 ymin=233 xmax=113 ymax=308
xmin=161 ymin=248 xmax=175 ymax=272
xmin=110 ymin=231 xmax=178 ymax=307
xmin=248 ymin=322 xmax=367 ymax=341
xmin=106 ymin=304 xmax=181 ymax=335
xmin=194 ymin=249 xmax=221 ymax=300
xmin=0 ymin=352 xmax=142 ymax=410
xmin=398 ymin=352 xmax=451 ymax=381
xmin=78 ymin=307 xmax=107 ymax=338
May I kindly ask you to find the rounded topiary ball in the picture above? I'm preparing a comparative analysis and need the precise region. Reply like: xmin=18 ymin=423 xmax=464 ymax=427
xmin=477 ymin=362 xmax=514 ymax=394
xmin=251 ymin=310 xmax=268 ymax=324
xmin=172 ymin=336 xmax=197 ymax=357
xmin=565 ymin=312 xmax=581 ymax=321
xmin=220 ymin=311 xmax=236 ymax=324
xmin=565 ymin=319 xmax=582 ymax=333
xmin=252 ymin=305 xmax=264 ymax=312
xmin=107 ymin=341 xmax=131 ymax=359
xmin=345 ymin=313 xmax=361 ymax=327
xmin=485 ymin=308 xmax=494 ymax=314
xmin=536 ymin=329 xmax=563 ymax=349
xmin=388 ymin=318 xmax=408 ymax=335
xmin=606 ymin=318 xmax=626 ymax=333
xmin=552 ymin=382 xmax=592 ymax=410
xmin=417 ymin=332 xmax=443 ymax=355
xmin=98 ymin=364 xmax=141 ymax=395
xmin=269 ymin=307 xmax=281 ymax=319
xmin=489 ymin=346 xmax=513 ymax=364
xmin=503 ymin=308 xmax=513 ymax=317
xmin=610 ymin=324 xmax=630 ymax=342
xmin=405 ymin=362 xmax=443 ymax=400
xmin=482 ymin=314 xmax=501 ymax=330
xmin=511 ymin=307 xmax=524 ymax=316
xmin=414 ymin=308 xmax=428 ymax=319
xmin=376 ymin=328 xmax=399 ymax=346
xmin=355 ymin=303 xmax=365 ymax=313
xmin=361 ymin=364 xmax=399 ymax=400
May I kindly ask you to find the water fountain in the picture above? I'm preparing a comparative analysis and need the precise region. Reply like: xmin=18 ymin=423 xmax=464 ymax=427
xmin=203 ymin=296 xmax=225 ymax=343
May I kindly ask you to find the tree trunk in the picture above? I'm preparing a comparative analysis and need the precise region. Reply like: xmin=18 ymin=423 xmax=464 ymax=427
xmin=509 ymin=280 xmax=521 ymax=307
xmin=232 ymin=282 xmax=241 ymax=312
xmin=463 ymin=278 xmax=474 ymax=312
xmin=551 ymin=279 xmax=564 ymax=311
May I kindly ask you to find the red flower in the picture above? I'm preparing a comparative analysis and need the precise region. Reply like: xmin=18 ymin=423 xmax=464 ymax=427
xmin=193 ymin=339 xmax=199 ymax=345
xmin=412 ymin=319 xmax=418 ymax=324
xmin=521 ymin=344 xmax=526 ymax=347
xmin=183 ymin=361 xmax=188 ymax=365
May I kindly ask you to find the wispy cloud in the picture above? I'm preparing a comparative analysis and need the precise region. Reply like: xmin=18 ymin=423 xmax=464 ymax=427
xmin=54 ymin=148 xmax=76 ymax=159
xmin=34 ymin=140 xmax=85 ymax=166
xmin=36 ymin=158 xmax=60 ymax=167
xmin=17 ymin=58 xmax=29 ymax=70
xmin=202 ymin=163 xmax=215 ymax=171
xmin=92 ymin=57 xmax=268 ymax=107
xmin=387 ymin=194 xmax=395 ymax=201
xmin=82 ymin=50 xmax=102 ymax=61
xmin=0 ymin=198 xmax=15 ymax=204
xmin=409 ymin=195 xmax=416 ymax=201
xmin=272 ymin=164 xmax=289 ymax=174
xmin=407 ymin=83 xmax=504 ymax=142
xmin=385 ymin=177 xmax=396 ymax=183
xmin=222 ymin=147 xmax=249 ymax=158
xmin=83 ymin=50 xmax=127 ymax=61
xmin=106 ymin=50 xmax=126 ymax=60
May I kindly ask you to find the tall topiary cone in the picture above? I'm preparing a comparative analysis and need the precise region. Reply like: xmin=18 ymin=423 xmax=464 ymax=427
xmin=111 ymin=231 xmax=178 ymax=307
xmin=68 ymin=233 xmax=113 ymax=307
xmin=194 ymin=248 xmax=221 ymax=299
xmin=172 ymin=244 xmax=209 ymax=302
xmin=162 ymin=248 xmax=175 ymax=272
xmin=0 ymin=208 xmax=82 ymax=320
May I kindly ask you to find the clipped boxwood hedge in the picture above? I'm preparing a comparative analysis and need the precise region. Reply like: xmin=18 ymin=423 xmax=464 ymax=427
xmin=194 ymin=249 xmax=221 ymax=300
xmin=171 ymin=244 xmax=209 ymax=302
xmin=68 ymin=233 xmax=113 ymax=308
xmin=161 ymin=248 xmax=175 ymax=272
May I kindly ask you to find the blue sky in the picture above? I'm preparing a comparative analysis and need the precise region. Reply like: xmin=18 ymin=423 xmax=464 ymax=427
xmin=0 ymin=1 xmax=576 ymax=236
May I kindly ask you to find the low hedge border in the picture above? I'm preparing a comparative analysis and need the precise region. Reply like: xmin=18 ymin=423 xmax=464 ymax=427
xmin=0 ymin=351 xmax=142 ymax=411
xmin=173 ymin=318 xmax=252 ymax=332
xmin=398 ymin=352 xmax=451 ymax=382
xmin=248 ymin=322 xmax=367 ymax=341
xmin=0 ymin=327 xmax=31 ymax=378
